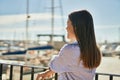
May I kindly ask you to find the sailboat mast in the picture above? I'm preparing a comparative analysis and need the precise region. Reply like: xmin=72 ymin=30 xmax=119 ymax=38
xmin=118 ymin=27 xmax=120 ymax=43
xmin=59 ymin=0 xmax=64 ymax=27
xmin=26 ymin=0 xmax=30 ymax=49
xmin=51 ymin=0 xmax=54 ymax=45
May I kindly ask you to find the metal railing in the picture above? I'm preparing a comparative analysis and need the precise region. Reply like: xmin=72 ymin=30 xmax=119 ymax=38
xmin=95 ymin=72 xmax=120 ymax=80
xmin=0 ymin=60 xmax=57 ymax=80
xmin=0 ymin=60 xmax=120 ymax=80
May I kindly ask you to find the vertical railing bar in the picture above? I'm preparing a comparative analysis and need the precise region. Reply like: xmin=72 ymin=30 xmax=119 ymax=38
xmin=110 ymin=75 xmax=113 ymax=80
xmin=0 ymin=64 xmax=3 ymax=80
xmin=20 ymin=66 xmax=23 ymax=80
xmin=95 ymin=73 xmax=98 ymax=80
xmin=9 ymin=65 xmax=13 ymax=80
xmin=31 ymin=67 xmax=34 ymax=80
xmin=55 ymin=73 xmax=58 ymax=80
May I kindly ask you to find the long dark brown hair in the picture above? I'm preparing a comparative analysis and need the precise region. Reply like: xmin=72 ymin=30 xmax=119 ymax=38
xmin=69 ymin=10 xmax=101 ymax=69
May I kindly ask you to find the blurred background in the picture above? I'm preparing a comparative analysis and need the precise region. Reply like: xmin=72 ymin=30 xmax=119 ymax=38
xmin=0 ymin=0 xmax=120 ymax=42
xmin=0 ymin=0 xmax=120 ymax=80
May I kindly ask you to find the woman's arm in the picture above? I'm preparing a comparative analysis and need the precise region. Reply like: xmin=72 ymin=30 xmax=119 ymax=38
xmin=36 ymin=68 xmax=55 ymax=80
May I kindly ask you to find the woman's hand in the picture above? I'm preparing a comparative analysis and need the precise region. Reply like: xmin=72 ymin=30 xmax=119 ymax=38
xmin=36 ymin=69 xmax=55 ymax=80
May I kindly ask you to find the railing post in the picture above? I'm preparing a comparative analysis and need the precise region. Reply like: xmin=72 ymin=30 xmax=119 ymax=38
xmin=20 ymin=66 xmax=23 ymax=80
xmin=9 ymin=65 xmax=13 ymax=80
xmin=31 ymin=67 xmax=34 ymax=80
xmin=110 ymin=75 xmax=113 ymax=80
xmin=55 ymin=73 xmax=58 ymax=80
xmin=0 ymin=64 xmax=3 ymax=80
xmin=95 ymin=73 xmax=98 ymax=80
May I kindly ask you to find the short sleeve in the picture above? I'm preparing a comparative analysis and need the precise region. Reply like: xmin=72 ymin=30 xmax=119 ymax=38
xmin=49 ymin=44 xmax=79 ymax=73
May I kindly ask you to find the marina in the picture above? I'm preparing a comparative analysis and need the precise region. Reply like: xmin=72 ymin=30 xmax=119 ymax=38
xmin=0 ymin=0 xmax=120 ymax=80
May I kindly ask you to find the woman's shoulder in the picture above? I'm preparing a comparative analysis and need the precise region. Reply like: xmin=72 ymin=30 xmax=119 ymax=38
xmin=58 ymin=41 xmax=80 ymax=58
xmin=61 ymin=42 xmax=79 ymax=51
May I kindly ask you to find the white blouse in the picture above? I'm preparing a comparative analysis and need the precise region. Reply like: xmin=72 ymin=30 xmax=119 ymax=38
xmin=49 ymin=42 xmax=96 ymax=80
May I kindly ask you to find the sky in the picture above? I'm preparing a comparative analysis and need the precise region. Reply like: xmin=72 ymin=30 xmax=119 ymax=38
xmin=0 ymin=0 xmax=120 ymax=43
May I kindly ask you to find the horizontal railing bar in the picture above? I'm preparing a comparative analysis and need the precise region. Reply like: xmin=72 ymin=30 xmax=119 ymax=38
xmin=0 ymin=60 xmax=48 ymax=69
